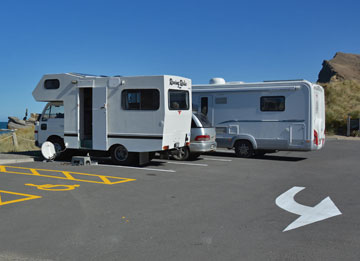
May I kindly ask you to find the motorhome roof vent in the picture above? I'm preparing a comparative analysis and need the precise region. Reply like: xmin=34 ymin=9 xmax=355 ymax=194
xmin=209 ymin=78 xmax=226 ymax=84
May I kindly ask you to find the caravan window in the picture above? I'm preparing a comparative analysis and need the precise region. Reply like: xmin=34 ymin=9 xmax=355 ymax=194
xmin=122 ymin=89 xmax=160 ymax=110
xmin=44 ymin=79 xmax=60 ymax=89
xmin=260 ymin=96 xmax=285 ymax=111
xmin=42 ymin=103 xmax=64 ymax=120
xmin=169 ymin=90 xmax=189 ymax=110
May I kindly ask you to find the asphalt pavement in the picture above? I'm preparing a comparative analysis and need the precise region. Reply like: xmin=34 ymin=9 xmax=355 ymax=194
xmin=0 ymin=139 xmax=359 ymax=260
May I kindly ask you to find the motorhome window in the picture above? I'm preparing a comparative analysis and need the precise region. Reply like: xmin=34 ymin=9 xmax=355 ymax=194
xmin=169 ymin=90 xmax=189 ymax=110
xmin=201 ymin=97 xmax=208 ymax=115
xmin=215 ymin=97 xmax=227 ymax=104
xmin=122 ymin=89 xmax=160 ymax=110
xmin=42 ymin=104 xmax=64 ymax=120
xmin=193 ymin=112 xmax=212 ymax=127
xmin=44 ymin=79 xmax=60 ymax=89
xmin=260 ymin=96 xmax=285 ymax=111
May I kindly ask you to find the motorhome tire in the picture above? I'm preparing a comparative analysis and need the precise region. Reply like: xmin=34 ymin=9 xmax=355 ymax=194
xmin=234 ymin=140 xmax=254 ymax=158
xmin=111 ymin=145 xmax=136 ymax=165
xmin=172 ymin=147 xmax=190 ymax=161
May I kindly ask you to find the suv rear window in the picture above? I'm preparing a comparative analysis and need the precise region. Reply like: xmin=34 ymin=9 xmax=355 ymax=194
xmin=193 ymin=112 xmax=212 ymax=128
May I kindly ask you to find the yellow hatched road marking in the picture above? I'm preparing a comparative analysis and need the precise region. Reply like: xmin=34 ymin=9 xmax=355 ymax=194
xmin=62 ymin=171 xmax=76 ymax=180
xmin=30 ymin=168 xmax=40 ymax=175
xmin=0 ymin=165 xmax=136 ymax=185
xmin=0 ymin=190 xmax=42 ymax=206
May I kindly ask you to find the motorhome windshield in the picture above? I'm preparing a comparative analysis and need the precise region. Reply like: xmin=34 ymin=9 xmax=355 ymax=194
xmin=42 ymin=103 xmax=64 ymax=120
xmin=169 ymin=90 xmax=189 ymax=110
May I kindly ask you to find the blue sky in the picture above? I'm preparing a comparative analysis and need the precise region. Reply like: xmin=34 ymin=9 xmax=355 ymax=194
xmin=0 ymin=0 xmax=359 ymax=121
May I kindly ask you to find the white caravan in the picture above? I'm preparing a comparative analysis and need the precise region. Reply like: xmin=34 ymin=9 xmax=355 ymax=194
xmin=192 ymin=78 xmax=325 ymax=157
xmin=33 ymin=73 xmax=192 ymax=165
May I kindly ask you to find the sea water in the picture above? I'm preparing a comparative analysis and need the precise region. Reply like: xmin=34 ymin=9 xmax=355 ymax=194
xmin=0 ymin=122 xmax=9 ymax=135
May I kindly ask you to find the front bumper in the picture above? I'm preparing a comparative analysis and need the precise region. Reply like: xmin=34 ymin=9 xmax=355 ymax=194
xmin=189 ymin=141 xmax=217 ymax=153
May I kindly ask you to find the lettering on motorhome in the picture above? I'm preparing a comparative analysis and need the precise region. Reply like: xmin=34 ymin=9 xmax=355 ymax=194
xmin=170 ymin=78 xmax=187 ymax=87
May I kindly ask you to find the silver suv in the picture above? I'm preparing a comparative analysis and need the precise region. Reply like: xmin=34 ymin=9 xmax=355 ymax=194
xmin=173 ymin=112 xmax=216 ymax=160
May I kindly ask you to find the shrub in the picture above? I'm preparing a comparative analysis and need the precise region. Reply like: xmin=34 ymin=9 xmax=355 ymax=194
xmin=320 ymin=80 xmax=360 ymax=134
xmin=0 ymin=126 xmax=39 ymax=152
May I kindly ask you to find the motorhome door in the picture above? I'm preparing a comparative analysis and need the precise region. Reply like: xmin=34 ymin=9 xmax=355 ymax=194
xmin=199 ymin=96 xmax=214 ymax=125
xmin=92 ymin=87 xmax=108 ymax=150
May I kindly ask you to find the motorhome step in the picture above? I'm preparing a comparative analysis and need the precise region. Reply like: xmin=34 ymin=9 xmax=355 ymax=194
xmin=71 ymin=156 xmax=93 ymax=166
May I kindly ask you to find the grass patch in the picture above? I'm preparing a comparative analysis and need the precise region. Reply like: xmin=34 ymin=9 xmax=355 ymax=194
xmin=320 ymin=80 xmax=360 ymax=135
xmin=0 ymin=126 xmax=39 ymax=153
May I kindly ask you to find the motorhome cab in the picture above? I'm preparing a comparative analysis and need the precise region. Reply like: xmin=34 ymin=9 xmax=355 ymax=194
xmin=33 ymin=73 xmax=192 ymax=165
xmin=192 ymin=78 xmax=325 ymax=157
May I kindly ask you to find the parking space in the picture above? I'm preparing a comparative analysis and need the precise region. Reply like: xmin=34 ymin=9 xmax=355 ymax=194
xmin=0 ymin=140 xmax=359 ymax=260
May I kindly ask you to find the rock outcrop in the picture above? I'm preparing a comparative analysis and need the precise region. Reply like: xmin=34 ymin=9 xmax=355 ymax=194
xmin=7 ymin=113 xmax=38 ymax=129
xmin=318 ymin=52 xmax=360 ymax=83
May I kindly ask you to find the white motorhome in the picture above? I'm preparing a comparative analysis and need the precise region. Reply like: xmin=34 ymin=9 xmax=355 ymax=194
xmin=192 ymin=78 xmax=325 ymax=157
xmin=33 ymin=73 xmax=192 ymax=165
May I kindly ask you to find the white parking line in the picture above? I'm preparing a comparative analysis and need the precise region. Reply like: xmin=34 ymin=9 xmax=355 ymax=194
xmin=152 ymin=160 xmax=208 ymax=167
xmin=201 ymin=157 xmax=232 ymax=162
xmin=96 ymin=164 xmax=176 ymax=173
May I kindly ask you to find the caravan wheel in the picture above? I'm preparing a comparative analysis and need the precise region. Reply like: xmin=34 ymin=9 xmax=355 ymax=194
xmin=111 ymin=145 xmax=136 ymax=165
xmin=234 ymin=140 xmax=254 ymax=158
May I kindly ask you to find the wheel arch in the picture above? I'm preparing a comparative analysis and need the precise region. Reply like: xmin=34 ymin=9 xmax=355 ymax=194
xmin=231 ymin=135 xmax=257 ymax=149
xmin=47 ymin=135 xmax=65 ymax=148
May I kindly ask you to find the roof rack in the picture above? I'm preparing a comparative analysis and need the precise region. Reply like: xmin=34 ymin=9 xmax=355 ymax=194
xmin=263 ymin=79 xmax=305 ymax=82
xmin=69 ymin=73 xmax=108 ymax=77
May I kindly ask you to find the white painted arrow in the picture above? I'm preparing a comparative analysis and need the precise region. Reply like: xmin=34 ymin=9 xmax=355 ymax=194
xmin=276 ymin=186 xmax=342 ymax=232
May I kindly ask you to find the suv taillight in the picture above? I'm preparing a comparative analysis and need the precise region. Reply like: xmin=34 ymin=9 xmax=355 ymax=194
xmin=195 ymin=135 xmax=210 ymax=141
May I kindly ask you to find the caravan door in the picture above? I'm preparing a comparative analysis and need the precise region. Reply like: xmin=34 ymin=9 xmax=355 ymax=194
xmin=199 ymin=96 xmax=214 ymax=125
xmin=92 ymin=87 xmax=108 ymax=150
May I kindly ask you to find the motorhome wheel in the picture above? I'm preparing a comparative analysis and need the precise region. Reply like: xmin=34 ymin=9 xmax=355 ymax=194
xmin=172 ymin=147 xmax=190 ymax=161
xmin=111 ymin=145 xmax=137 ymax=165
xmin=112 ymin=145 xmax=129 ymax=161
xmin=234 ymin=140 xmax=254 ymax=158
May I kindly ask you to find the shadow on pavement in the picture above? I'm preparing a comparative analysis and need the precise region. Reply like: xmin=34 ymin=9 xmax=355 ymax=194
xmin=204 ymin=151 xmax=307 ymax=162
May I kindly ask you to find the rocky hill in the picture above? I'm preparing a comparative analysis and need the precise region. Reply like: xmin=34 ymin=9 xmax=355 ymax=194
xmin=318 ymin=52 xmax=360 ymax=135
xmin=318 ymin=52 xmax=360 ymax=83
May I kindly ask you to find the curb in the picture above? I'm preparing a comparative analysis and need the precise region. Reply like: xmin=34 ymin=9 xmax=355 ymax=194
xmin=0 ymin=158 xmax=34 ymax=164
